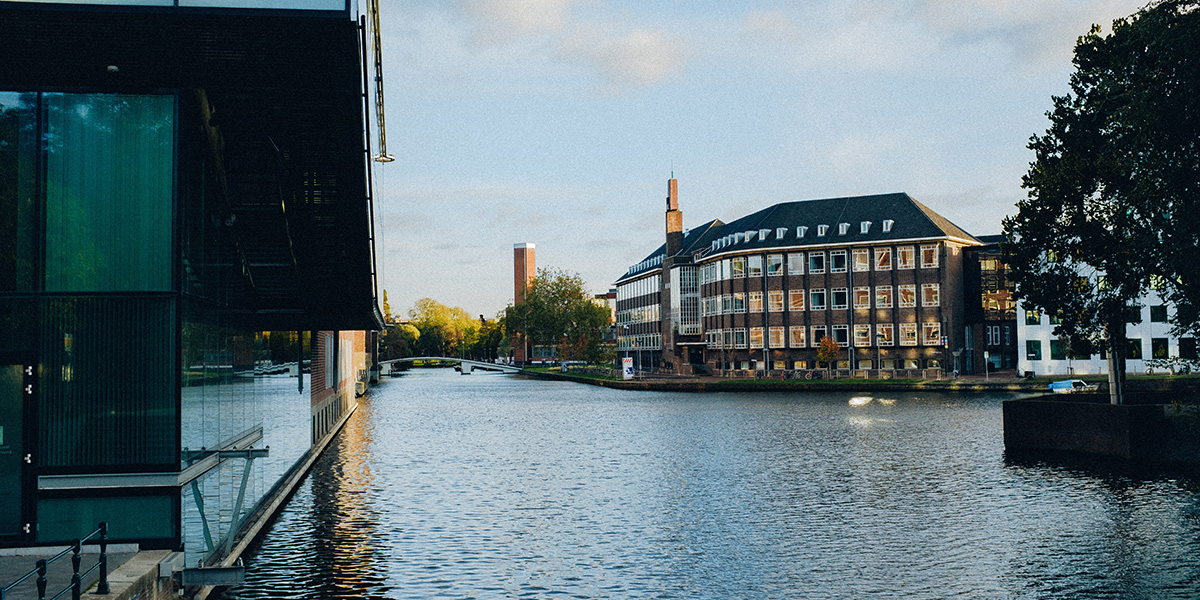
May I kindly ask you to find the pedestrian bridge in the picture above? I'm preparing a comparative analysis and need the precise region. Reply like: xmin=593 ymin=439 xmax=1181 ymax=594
xmin=381 ymin=357 xmax=522 ymax=374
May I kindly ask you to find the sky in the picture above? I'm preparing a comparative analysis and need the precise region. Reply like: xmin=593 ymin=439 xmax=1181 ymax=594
xmin=369 ymin=0 xmax=1148 ymax=320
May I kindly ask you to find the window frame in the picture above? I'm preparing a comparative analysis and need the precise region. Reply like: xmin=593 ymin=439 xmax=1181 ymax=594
xmin=810 ymin=288 xmax=827 ymax=311
xmin=898 ymin=284 xmax=917 ymax=308
xmin=874 ymin=247 xmax=892 ymax=271
xmin=920 ymin=244 xmax=939 ymax=268
xmin=830 ymin=250 xmax=848 ymax=273
xmin=788 ymin=289 xmax=805 ymax=311
xmin=897 ymin=246 xmax=915 ymax=270
xmin=875 ymin=286 xmax=894 ymax=309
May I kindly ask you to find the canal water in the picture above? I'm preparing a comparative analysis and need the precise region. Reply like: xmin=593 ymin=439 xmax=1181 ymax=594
xmin=223 ymin=368 xmax=1200 ymax=599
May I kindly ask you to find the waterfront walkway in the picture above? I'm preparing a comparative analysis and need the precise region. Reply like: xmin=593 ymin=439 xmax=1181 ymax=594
xmin=0 ymin=546 xmax=138 ymax=600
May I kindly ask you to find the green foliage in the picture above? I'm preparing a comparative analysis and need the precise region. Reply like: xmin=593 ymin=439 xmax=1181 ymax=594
xmin=1003 ymin=0 xmax=1200 ymax=360
xmin=407 ymin=298 xmax=480 ymax=358
xmin=505 ymin=267 xmax=613 ymax=363
xmin=815 ymin=336 xmax=841 ymax=368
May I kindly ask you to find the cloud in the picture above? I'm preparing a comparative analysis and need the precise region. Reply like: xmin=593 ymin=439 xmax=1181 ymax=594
xmin=461 ymin=0 xmax=580 ymax=44
xmin=737 ymin=1 xmax=1146 ymax=74
xmin=557 ymin=24 xmax=691 ymax=89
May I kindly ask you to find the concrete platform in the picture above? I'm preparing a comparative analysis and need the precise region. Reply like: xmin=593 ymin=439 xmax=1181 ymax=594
xmin=0 ymin=545 xmax=137 ymax=600
xmin=1003 ymin=395 xmax=1200 ymax=472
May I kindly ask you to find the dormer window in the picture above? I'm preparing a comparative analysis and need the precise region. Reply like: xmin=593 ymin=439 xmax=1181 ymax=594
xmin=883 ymin=219 xmax=894 ymax=233
xmin=797 ymin=226 xmax=808 ymax=238
xmin=860 ymin=221 xmax=871 ymax=234
xmin=817 ymin=224 xmax=828 ymax=236
xmin=745 ymin=230 xmax=757 ymax=242
xmin=759 ymin=229 xmax=770 ymax=241
xmin=777 ymin=227 xmax=787 ymax=239
xmin=734 ymin=232 xmax=743 ymax=244
xmin=838 ymin=223 xmax=850 ymax=235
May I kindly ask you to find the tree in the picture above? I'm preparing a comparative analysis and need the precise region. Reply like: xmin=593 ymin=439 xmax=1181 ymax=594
xmin=1002 ymin=0 xmax=1200 ymax=404
xmin=408 ymin=298 xmax=479 ymax=358
xmin=816 ymin=336 xmax=841 ymax=371
xmin=504 ymin=267 xmax=612 ymax=364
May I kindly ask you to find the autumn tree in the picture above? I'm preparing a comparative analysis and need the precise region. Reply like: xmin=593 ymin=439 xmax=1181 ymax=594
xmin=816 ymin=336 xmax=841 ymax=371
xmin=1002 ymin=0 xmax=1200 ymax=404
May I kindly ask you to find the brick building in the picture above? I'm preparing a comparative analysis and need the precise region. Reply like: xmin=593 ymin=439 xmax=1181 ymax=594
xmin=616 ymin=180 xmax=982 ymax=376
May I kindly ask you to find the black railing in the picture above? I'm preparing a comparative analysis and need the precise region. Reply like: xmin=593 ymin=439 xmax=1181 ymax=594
xmin=0 ymin=523 xmax=109 ymax=600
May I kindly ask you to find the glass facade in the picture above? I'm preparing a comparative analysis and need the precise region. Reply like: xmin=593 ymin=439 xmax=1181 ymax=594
xmin=1 ymin=89 xmax=311 ymax=556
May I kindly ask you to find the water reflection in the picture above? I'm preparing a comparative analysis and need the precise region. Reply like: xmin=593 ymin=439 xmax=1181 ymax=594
xmin=225 ymin=370 xmax=1200 ymax=599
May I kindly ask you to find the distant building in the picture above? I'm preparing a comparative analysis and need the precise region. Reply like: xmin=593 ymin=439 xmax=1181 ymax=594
xmin=512 ymin=243 xmax=536 ymax=364
xmin=1017 ymin=289 xmax=1198 ymax=376
xmin=962 ymin=235 xmax=1018 ymax=373
xmin=616 ymin=179 xmax=982 ymax=375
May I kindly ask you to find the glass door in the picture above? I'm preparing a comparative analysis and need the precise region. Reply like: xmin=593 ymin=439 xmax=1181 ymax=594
xmin=0 ymin=365 xmax=24 ymax=537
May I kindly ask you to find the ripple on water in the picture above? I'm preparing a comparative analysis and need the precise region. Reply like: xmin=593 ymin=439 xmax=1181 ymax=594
xmin=223 ymin=370 xmax=1200 ymax=599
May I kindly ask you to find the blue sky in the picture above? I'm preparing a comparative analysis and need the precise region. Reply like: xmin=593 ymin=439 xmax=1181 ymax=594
xmin=370 ymin=0 xmax=1147 ymax=319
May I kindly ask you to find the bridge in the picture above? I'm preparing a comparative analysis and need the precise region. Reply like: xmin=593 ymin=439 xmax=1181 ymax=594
xmin=381 ymin=357 xmax=522 ymax=374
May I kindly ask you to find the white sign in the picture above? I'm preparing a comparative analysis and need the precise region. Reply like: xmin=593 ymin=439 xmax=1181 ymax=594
xmin=622 ymin=357 xmax=634 ymax=380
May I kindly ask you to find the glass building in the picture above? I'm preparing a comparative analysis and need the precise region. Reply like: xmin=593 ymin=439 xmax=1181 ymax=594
xmin=0 ymin=0 xmax=381 ymax=561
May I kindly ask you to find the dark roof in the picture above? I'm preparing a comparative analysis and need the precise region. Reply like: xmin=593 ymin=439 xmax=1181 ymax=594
xmin=615 ymin=193 xmax=980 ymax=284
xmin=0 ymin=3 xmax=381 ymax=330
xmin=616 ymin=219 xmax=723 ymax=283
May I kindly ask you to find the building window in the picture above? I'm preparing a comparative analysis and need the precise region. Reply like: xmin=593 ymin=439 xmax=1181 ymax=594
xmin=735 ymin=328 xmax=747 ymax=348
xmin=854 ymin=324 xmax=871 ymax=347
xmin=1025 ymin=309 xmax=1041 ymax=325
xmin=732 ymin=256 xmax=745 ymax=278
xmin=853 ymin=287 xmax=871 ymax=309
xmin=921 ymin=283 xmax=940 ymax=307
xmin=810 ymin=289 xmax=827 ymax=311
xmin=900 ymin=323 xmax=918 ymax=346
xmin=776 ymin=227 xmax=788 ymax=239
xmin=1027 ymin=340 xmax=1042 ymax=361
xmin=1150 ymin=305 xmax=1168 ymax=323
xmin=874 ymin=248 xmax=892 ymax=270
xmin=767 ymin=254 xmax=784 ymax=276
xmin=817 ymin=224 xmax=828 ymax=236
xmin=788 ymin=253 xmax=804 ymax=275
xmin=1127 ymin=338 xmax=1143 ymax=359
xmin=811 ymin=326 xmax=827 ymax=347
xmin=769 ymin=327 xmax=786 ymax=348
xmin=922 ymin=322 xmax=941 ymax=346
xmin=875 ymin=286 xmax=893 ymax=309
xmin=832 ymin=324 xmax=849 ymax=346
xmin=838 ymin=223 xmax=850 ymax=235
xmin=830 ymin=251 xmax=848 ymax=273
xmin=860 ymin=221 xmax=872 ymax=234
xmin=831 ymin=288 xmax=848 ymax=310
xmin=740 ymin=292 xmax=753 ymax=313
xmin=788 ymin=290 xmax=805 ymax=311
xmin=748 ymin=255 xmax=763 ymax=277
xmin=898 ymin=246 xmax=915 ymax=270
xmin=41 ymin=93 xmax=177 ymax=292
xmin=759 ymin=228 xmax=770 ymax=240
xmin=987 ymin=325 xmax=1000 ymax=346
xmin=898 ymin=285 xmax=917 ymax=308
xmin=789 ymin=326 xmax=807 ymax=348
xmin=920 ymin=244 xmax=939 ymax=268
xmin=750 ymin=327 xmax=764 ymax=349
xmin=1152 ymin=338 xmax=1170 ymax=359
xmin=809 ymin=252 xmax=826 ymax=274
xmin=876 ymin=323 xmax=894 ymax=346
xmin=797 ymin=226 xmax=808 ymax=238
xmin=1180 ymin=338 xmax=1197 ymax=360
xmin=1050 ymin=339 xmax=1067 ymax=360
xmin=883 ymin=219 xmax=894 ymax=233
xmin=767 ymin=290 xmax=784 ymax=312
xmin=853 ymin=249 xmax=870 ymax=272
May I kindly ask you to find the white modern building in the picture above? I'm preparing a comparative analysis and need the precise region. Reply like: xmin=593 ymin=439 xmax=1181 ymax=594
xmin=1016 ymin=289 xmax=1198 ymax=375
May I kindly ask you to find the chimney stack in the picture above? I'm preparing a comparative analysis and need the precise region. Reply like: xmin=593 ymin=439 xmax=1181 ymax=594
xmin=665 ymin=178 xmax=683 ymax=257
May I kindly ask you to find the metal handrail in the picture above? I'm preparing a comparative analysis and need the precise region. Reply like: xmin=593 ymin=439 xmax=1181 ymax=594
xmin=0 ymin=523 xmax=108 ymax=600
